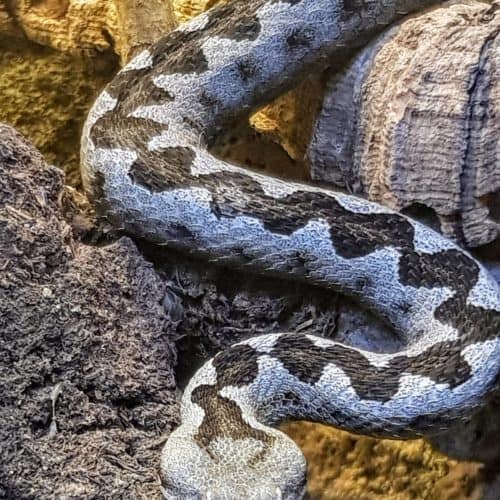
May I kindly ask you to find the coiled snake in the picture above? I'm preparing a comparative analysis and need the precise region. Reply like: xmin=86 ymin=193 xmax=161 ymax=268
xmin=80 ymin=0 xmax=500 ymax=498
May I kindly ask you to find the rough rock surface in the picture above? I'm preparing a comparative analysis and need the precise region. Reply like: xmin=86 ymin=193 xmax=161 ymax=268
xmin=309 ymin=0 xmax=500 ymax=248
xmin=172 ymin=0 xmax=218 ymax=23
xmin=6 ymin=0 xmax=116 ymax=54
xmin=5 ymin=0 xmax=176 ymax=64
xmin=286 ymin=421 xmax=500 ymax=500
xmin=0 ymin=1 xmax=23 ymax=39
xmin=0 ymin=37 xmax=116 ymax=187
xmin=0 ymin=124 xmax=179 ymax=498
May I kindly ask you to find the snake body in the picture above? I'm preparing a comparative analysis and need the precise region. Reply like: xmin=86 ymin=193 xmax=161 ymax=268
xmin=80 ymin=1 xmax=500 ymax=498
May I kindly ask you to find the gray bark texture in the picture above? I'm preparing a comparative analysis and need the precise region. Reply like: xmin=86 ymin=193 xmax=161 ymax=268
xmin=309 ymin=0 xmax=500 ymax=248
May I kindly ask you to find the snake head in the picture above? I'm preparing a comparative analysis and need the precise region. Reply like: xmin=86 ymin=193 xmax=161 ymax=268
xmin=160 ymin=422 xmax=307 ymax=500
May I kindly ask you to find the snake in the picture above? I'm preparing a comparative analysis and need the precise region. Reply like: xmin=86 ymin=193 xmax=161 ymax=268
xmin=80 ymin=0 xmax=500 ymax=498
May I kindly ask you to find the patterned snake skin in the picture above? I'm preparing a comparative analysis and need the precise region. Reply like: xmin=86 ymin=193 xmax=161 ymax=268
xmin=80 ymin=1 xmax=500 ymax=498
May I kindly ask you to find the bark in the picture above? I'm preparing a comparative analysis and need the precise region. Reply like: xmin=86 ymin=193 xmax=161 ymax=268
xmin=309 ymin=0 xmax=500 ymax=248
xmin=114 ymin=0 xmax=177 ymax=63
xmin=4 ymin=0 xmax=177 ymax=62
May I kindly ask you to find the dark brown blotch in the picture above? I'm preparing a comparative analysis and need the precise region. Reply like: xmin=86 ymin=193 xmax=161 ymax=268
xmin=151 ymin=30 xmax=209 ymax=73
xmin=191 ymin=384 xmax=274 ymax=460
xmin=269 ymin=333 xmax=475 ymax=403
xmin=212 ymin=343 xmax=260 ymax=387
xmin=128 ymin=146 xmax=196 ymax=192
xmin=235 ymin=57 xmax=260 ymax=83
xmin=142 ymin=84 xmax=175 ymax=106
xmin=286 ymin=27 xmax=314 ymax=50
xmin=220 ymin=14 xmax=261 ymax=41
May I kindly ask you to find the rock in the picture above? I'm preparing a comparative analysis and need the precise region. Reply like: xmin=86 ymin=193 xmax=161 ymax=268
xmin=0 ymin=124 xmax=178 ymax=498
xmin=115 ymin=0 xmax=177 ymax=63
xmin=172 ymin=0 xmax=215 ymax=24
xmin=7 ymin=0 xmax=115 ymax=54
xmin=0 ymin=1 xmax=24 ymax=39
xmin=309 ymin=0 xmax=500 ymax=248
xmin=6 ymin=0 xmax=176 ymax=64
xmin=282 ymin=421 xmax=450 ymax=499
xmin=286 ymin=420 xmax=500 ymax=500
xmin=0 ymin=37 xmax=116 ymax=187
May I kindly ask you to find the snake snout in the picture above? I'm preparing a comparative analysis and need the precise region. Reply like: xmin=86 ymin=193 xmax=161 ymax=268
xmin=160 ymin=422 xmax=307 ymax=500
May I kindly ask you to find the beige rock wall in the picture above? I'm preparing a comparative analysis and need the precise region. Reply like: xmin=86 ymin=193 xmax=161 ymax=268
xmin=0 ymin=1 xmax=23 ymax=38
xmin=0 ymin=39 xmax=115 ymax=186
xmin=8 ymin=0 xmax=116 ymax=53
xmin=4 ymin=0 xmax=176 ymax=63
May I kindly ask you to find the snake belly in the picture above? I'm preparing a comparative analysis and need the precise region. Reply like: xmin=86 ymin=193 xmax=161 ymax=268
xmin=80 ymin=0 xmax=500 ymax=498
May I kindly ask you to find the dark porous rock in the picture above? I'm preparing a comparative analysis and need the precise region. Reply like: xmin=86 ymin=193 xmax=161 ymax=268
xmin=0 ymin=124 xmax=178 ymax=499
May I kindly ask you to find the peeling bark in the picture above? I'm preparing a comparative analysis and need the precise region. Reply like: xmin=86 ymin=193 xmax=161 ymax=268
xmin=114 ymin=0 xmax=177 ymax=63
xmin=309 ymin=0 xmax=500 ymax=248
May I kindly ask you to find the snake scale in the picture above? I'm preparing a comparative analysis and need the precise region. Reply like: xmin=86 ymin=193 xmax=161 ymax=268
xmin=80 ymin=0 xmax=500 ymax=498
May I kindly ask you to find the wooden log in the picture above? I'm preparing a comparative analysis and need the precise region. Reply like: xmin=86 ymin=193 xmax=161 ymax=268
xmin=309 ymin=0 xmax=500 ymax=248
